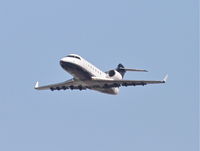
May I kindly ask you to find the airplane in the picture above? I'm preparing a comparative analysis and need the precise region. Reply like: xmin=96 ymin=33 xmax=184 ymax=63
xmin=34 ymin=54 xmax=168 ymax=95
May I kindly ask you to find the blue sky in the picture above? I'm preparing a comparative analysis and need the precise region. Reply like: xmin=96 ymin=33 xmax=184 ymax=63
xmin=0 ymin=0 xmax=198 ymax=151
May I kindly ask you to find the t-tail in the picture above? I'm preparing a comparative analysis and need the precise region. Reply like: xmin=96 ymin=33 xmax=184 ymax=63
xmin=116 ymin=63 xmax=148 ymax=78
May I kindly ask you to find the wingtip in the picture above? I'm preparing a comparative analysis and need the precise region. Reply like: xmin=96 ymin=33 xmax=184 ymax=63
xmin=163 ymin=74 xmax=168 ymax=83
xmin=34 ymin=81 xmax=39 ymax=89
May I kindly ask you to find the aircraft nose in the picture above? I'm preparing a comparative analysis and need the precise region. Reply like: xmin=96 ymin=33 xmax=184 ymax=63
xmin=60 ymin=58 xmax=67 ymax=66
xmin=60 ymin=60 xmax=64 ymax=65
xmin=60 ymin=57 xmax=66 ymax=62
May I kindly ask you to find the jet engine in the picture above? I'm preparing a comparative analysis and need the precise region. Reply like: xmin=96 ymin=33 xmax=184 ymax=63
xmin=107 ymin=70 xmax=123 ymax=80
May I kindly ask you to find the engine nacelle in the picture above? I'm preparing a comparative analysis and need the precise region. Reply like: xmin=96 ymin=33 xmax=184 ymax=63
xmin=107 ymin=70 xmax=123 ymax=80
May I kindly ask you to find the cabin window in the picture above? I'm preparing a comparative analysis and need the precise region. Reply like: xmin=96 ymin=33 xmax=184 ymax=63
xmin=67 ymin=55 xmax=81 ymax=60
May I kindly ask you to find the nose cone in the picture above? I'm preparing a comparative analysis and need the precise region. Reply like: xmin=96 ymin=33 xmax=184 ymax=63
xmin=60 ymin=57 xmax=67 ymax=67
xmin=60 ymin=57 xmax=66 ymax=62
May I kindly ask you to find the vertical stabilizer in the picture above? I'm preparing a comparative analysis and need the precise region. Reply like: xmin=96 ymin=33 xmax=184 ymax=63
xmin=116 ymin=64 xmax=126 ymax=78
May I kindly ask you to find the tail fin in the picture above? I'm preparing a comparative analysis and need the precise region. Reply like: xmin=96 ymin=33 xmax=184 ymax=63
xmin=116 ymin=64 xmax=126 ymax=78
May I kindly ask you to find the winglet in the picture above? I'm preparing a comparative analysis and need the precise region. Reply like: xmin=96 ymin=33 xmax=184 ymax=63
xmin=163 ymin=74 xmax=168 ymax=83
xmin=34 ymin=81 xmax=39 ymax=89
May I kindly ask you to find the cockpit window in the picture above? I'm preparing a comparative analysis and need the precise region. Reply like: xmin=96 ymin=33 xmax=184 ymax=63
xmin=67 ymin=55 xmax=81 ymax=60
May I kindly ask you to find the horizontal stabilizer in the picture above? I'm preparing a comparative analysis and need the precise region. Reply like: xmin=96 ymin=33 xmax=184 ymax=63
xmin=121 ymin=68 xmax=148 ymax=72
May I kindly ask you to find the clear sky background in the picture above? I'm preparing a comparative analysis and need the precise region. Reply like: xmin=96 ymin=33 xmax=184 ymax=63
xmin=0 ymin=0 xmax=198 ymax=151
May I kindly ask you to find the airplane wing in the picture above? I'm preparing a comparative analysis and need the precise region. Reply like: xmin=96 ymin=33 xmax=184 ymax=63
xmin=34 ymin=79 xmax=87 ymax=91
xmin=35 ymin=75 xmax=168 ymax=91
xmin=91 ymin=75 xmax=168 ymax=88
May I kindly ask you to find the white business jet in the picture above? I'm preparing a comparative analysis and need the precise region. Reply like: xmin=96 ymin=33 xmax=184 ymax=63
xmin=35 ymin=54 xmax=168 ymax=95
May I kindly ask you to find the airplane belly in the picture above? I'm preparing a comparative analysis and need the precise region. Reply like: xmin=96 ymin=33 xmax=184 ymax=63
xmin=91 ymin=87 xmax=119 ymax=95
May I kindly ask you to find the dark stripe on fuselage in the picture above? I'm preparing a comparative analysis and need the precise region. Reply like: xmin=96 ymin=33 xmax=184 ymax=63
xmin=60 ymin=61 xmax=93 ymax=80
